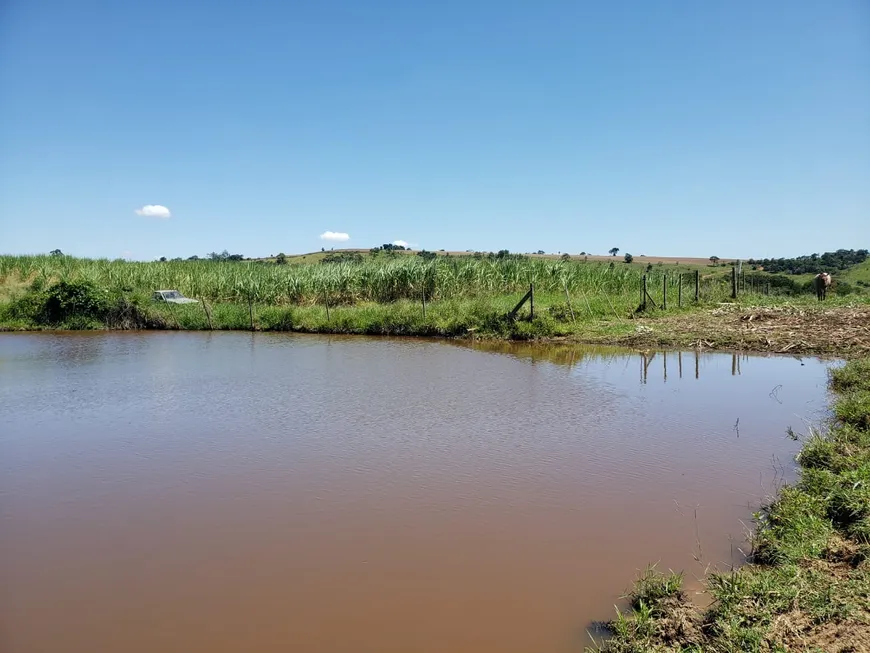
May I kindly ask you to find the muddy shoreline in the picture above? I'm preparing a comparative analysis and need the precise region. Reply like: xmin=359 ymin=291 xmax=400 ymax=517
xmin=3 ymin=303 xmax=868 ymax=359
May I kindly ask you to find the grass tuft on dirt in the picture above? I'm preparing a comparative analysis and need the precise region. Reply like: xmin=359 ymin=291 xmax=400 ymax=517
xmin=590 ymin=357 xmax=870 ymax=653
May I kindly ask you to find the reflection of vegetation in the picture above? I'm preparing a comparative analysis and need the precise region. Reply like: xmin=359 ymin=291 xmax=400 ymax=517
xmin=449 ymin=340 xmax=635 ymax=367
xmin=593 ymin=357 xmax=870 ymax=652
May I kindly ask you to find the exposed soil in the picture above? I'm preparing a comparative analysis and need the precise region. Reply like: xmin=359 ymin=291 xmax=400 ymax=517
xmin=612 ymin=304 xmax=870 ymax=357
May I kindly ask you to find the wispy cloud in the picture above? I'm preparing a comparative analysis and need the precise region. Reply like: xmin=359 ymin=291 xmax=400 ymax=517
xmin=393 ymin=240 xmax=409 ymax=248
xmin=320 ymin=231 xmax=350 ymax=242
xmin=135 ymin=204 xmax=171 ymax=219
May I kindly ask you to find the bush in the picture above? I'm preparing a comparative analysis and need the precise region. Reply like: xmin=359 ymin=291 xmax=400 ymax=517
xmin=834 ymin=280 xmax=856 ymax=296
xmin=40 ymin=280 xmax=110 ymax=324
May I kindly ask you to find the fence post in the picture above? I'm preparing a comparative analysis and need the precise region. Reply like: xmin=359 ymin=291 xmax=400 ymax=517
xmin=563 ymin=279 xmax=576 ymax=322
xmin=248 ymin=296 xmax=254 ymax=331
xmin=731 ymin=266 xmax=738 ymax=299
xmin=529 ymin=283 xmax=534 ymax=319
xmin=662 ymin=274 xmax=667 ymax=310
xmin=678 ymin=275 xmax=683 ymax=307
xmin=642 ymin=275 xmax=648 ymax=311
xmin=200 ymin=298 xmax=213 ymax=330
xmin=694 ymin=270 xmax=700 ymax=302
xmin=421 ymin=286 xmax=426 ymax=318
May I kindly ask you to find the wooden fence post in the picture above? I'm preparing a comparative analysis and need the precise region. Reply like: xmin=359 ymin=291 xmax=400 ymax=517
xmin=678 ymin=274 xmax=683 ymax=307
xmin=662 ymin=274 xmax=667 ymax=310
xmin=529 ymin=283 xmax=534 ymax=319
xmin=248 ymin=296 xmax=254 ymax=331
xmin=642 ymin=275 xmax=648 ymax=311
xmin=694 ymin=270 xmax=700 ymax=302
xmin=200 ymin=298 xmax=213 ymax=330
xmin=662 ymin=275 xmax=668 ymax=311
xmin=563 ymin=279 xmax=576 ymax=322
xmin=731 ymin=266 xmax=738 ymax=299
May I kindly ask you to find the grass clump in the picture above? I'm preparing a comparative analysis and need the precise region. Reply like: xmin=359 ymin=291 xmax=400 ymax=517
xmin=591 ymin=358 xmax=870 ymax=652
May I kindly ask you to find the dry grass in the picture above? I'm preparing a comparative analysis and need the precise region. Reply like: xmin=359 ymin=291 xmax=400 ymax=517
xmin=609 ymin=304 xmax=870 ymax=357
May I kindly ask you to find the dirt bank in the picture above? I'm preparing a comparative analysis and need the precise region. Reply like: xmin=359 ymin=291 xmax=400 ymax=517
xmin=592 ymin=304 xmax=870 ymax=358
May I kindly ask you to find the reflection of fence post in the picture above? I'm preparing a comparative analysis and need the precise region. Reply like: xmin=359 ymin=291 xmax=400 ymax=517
xmin=678 ymin=351 xmax=683 ymax=378
xmin=695 ymin=348 xmax=699 ymax=379
xmin=662 ymin=275 xmax=667 ymax=310
xmin=695 ymin=270 xmax=700 ymax=302
xmin=248 ymin=296 xmax=254 ymax=331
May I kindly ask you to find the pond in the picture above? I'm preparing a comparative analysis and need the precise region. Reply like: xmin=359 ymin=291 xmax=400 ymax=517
xmin=0 ymin=333 xmax=834 ymax=653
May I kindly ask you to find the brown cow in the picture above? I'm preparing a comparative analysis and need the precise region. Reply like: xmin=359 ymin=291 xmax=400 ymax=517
xmin=813 ymin=272 xmax=832 ymax=300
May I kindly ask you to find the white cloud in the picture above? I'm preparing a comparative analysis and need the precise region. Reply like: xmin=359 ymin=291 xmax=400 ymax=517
xmin=320 ymin=231 xmax=350 ymax=242
xmin=393 ymin=240 xmax=409 ymax=248
xmin=135 ymin=204 xmax=171 ymax=219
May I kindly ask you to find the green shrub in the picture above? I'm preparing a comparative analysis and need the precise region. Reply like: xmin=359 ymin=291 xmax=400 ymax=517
xmin=41 ymin=280 xmax=110 ymax=325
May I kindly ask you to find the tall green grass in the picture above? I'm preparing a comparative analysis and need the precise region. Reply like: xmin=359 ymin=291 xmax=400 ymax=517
xmin=0 ymin=254 xmax=738 ymax=309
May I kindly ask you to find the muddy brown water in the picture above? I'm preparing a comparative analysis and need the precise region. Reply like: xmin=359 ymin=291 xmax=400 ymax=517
xmin=1 ymin=333 xmax=834 ymax=653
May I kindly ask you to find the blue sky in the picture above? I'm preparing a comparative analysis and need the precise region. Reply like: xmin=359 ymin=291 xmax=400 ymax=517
xmin=1 ymin=0 xmax=868 ymax=261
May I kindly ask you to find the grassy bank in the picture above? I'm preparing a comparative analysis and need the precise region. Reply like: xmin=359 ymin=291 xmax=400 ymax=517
xmin=2 ymin=256 xmax=869 ymax=352
xmin=591 ymin=358 xmax=870 ymax=652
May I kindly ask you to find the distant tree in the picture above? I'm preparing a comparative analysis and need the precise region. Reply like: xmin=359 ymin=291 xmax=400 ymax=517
xmin=208 ymin=250 xmax=244 ymax=262
xmin=496 ymin=249 xmax=510 ymax=259
xmin=275 ymin=253 xmax=287 ymax=265
xmin=536 ymin=250 xmax=545 ymax=255
xmin=369 ymin=247 xmax=381 ymax=257
xmin=609 ymin=247 xmax=620 ymax=256
xmin=416 ymin=249 xmax=437 ymax=261
xmin=49 ymin=249 xmax=63 ymax=256
xmin=187 ymin=255 xmax=199 ymax=261
xmin=560 ymin=253 xmax=571 ymax=261
xmin=321 ymin=251 xmax=363 ymax=264
xmin=709 ymin=256 xmax=720 ymax=264
xmin=579 ymin=251 xmax=586 ymax=256
xmin=159 ymin=256 xmax=167 ymax=262
xmin=752 ymin=249 xmax=867 ymax=275
xmin=624 ymin=253 xmax=634 ymax=263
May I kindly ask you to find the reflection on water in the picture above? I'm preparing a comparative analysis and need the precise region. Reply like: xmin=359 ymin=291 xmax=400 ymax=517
xmin=0 ymin=333 xmax=834 ymax=653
